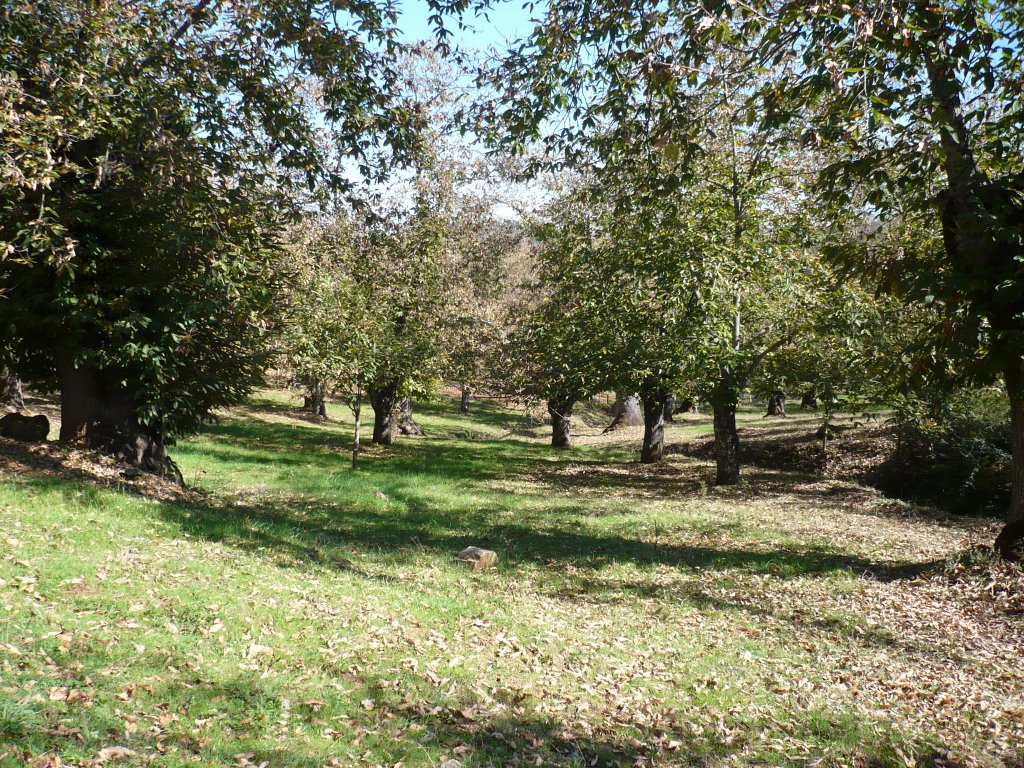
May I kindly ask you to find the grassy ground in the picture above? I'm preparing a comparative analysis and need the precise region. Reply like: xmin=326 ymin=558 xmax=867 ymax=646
xmin=1 ymin=392 xmax=1022 ymax=768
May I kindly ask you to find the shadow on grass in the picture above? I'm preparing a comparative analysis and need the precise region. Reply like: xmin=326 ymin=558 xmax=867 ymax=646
xmin=183 ymin=415 xmax=550 ymax=478
xmin=5 ymin=414 xmax=949 ymax=590
xmin=8 ymin=407 xmax=934 ymax=590
xmin=414 ymin=396 xmax=534 ymax=433
xmin=237 ymin=392 xmax=536 ymax=434
xmin=147 ymin=477 xmax=938 ymax=586
xmin=126 ymin=674 xmax=932 ymax=768
xmin=533 ymin=460 xmax=708 ymax=500
xmin=5 ymin=660 xmax=965 ymax=768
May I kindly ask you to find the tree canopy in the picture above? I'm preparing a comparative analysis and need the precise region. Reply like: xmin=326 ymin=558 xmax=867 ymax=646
xmin=0 ymin=0 xmax=444 ymax=472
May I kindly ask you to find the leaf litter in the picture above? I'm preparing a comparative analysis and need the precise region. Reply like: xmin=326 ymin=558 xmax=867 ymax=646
xmin=1 ymin=398 xmax=1023 ymax=767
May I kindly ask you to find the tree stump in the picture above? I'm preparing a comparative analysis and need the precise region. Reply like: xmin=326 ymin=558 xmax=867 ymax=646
xmin=0 ymin=413 xmax=48 ymax=442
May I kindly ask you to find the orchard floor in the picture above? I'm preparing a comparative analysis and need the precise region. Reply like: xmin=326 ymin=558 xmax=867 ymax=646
xmin=1 ymin=391 xmax=1022 ymax=768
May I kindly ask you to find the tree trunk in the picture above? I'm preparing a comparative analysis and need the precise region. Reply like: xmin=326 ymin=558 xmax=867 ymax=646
xmin=56 ymin=357 xmax=181 ymax=483
xmin=663 ymin=394 xmax=675 ymax=422
xmin=460 ymin=385 xmax=471 ymax=415
xmin=352 ymin=392 xmax=362 ymax=469
xmin=58 ymin=358 xmax=100 ymax=442
xmin=764 ymin=390 xmax=786 ymax=418
xmin=1 ymin=368 xmax=23 ymax=410
xmin=996 ymin=373 xmax=1024 ymax=560
xmin=604 ymin=391 xmax=643 ymax=432
xmin=548 ymin=397 xmax=573 ymax=449
xmin=370 ymin=380 xmax=399 ymax=446
xmin=640 ymin=389 xmax=668 ymax=463
xmin=677 ymin=398 xmax=697 ymax=414
xmin=305 ymin=382 xmax=327 ymax=418
xmin=820 ymin=408 xmax=833 ymax=474
xmin=920 ymin=11 xmax=1024 ymax=558
xmin=396 ymin=397 xmax=424 ymax=436
xmin=801 ymin=392 xmax=818 ymax=410
xmin=713 ymin=403 xmax=741 ymax=485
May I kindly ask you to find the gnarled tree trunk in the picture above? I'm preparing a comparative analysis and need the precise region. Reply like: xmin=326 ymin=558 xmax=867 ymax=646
xmin=396 ymin=397 xmax=424 ymax=436
xmin=640 ymin=388 xmax=668 ymax=463
xmin=548 ymin=397 xmax=574 ymax=449
xmin=713 ymin=403 xmax=740 ymax=485
xmin=57 ymin=357 xmax=182 ymax=483
xmin=370 ymin=379 xmax=399 ymax=446
xmin=604 ymin=391 xmax=643 ymax=432
xmin=800 ymin=392 xmax=818 ymax=410
xmin=460 ymin=384 xmax=471 ymax=414
xmin=1 ymin=367 xmax=23 ymax=410
xmin=764 ymin=390 xmax=785 ymax=418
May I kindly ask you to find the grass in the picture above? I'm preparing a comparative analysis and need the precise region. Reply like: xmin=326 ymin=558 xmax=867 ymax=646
xmin=0 ymin=391 xmax=1021 ymax=767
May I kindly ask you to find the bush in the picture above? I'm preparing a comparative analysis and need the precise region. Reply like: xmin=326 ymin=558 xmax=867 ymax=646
xmin=873 ymin=388 xmax=1011 ymax=516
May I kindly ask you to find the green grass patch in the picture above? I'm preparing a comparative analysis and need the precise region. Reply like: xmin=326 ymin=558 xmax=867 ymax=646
xmin=0 ymin=391 xmax=1016 ymax=767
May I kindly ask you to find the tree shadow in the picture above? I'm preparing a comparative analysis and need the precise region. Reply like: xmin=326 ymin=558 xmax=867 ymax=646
xmin=113 ymin=409 xmax=957 ymax=588
xmin=120 ymin=673 xmax=940 ymax=768
xmin=187 ymin=417 xmax=354 ymax=458
xmin=5 ymin=417 xmax=956 ymax=589
xmin=184 ymin=415 xmax=547 ymax=478
xmin=415 ymin=395 xmax=534 ymax=433
xmin=149 ymin=476 xmax=940 ymax=587
xmin=735 ymin=468 xmax=995 ymax=532
xmin=533 ymin=459 xmax=708 ymax=500
xmin=8 ymin=655 xmax=974 ymax=768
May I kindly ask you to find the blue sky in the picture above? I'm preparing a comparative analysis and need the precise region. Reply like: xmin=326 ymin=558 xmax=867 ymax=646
xmin=397 ymin=0 xmax=539 ymax=50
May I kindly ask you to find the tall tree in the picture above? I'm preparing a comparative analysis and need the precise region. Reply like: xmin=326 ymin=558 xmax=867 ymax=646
xmin=445 ymin=215 xmax=526 ymax=415
xmin=745 ymin=1 xmax=1024 ymax=554
xmin=0 ymin=0 xmax=431 ymax=474
xmin=281 ymin=214 xmax=381 ymax=426
xmin=358 ymin=174 xmax=453 ymax=446
xmin=360 ymin=46 xmax=525 ymax=443
xmin=498 ymin=189 xmax=607 ymax=449
xmin=516 ymin=169 xmax=718 ymax=461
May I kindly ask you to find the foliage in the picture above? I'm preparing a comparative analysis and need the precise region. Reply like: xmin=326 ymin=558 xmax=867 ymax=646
xmin=356 ymin=174 xmax=457 ymax=401
xmin=879 ymin=388 xmax=1012 ymax=517
xmin=444 ymin=215 xmax=526 ymax=396
xmin=348 ymin=47 xmax=524 ymax=408
xmin=755 ymin=269 xmax=898 ymax=418
xmin=280 ymin=215 xmax=382 ymax=408
xmin=482 ymin=0 xmax=1024 ymax=527
xmin=1 ymin=137 xmax=284 ymax=437
xmin=747 ymin=1 xmax=1024 ymax=395
xmin=0 ymin=0 xmax=432 ymax=442
xmin=501 ymin=166 xmax=719 ymax=413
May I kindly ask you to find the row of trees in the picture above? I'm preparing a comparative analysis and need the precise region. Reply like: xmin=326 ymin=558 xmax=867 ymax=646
xmin=278 ymin=50 xmax=524 ymax=460
xmin=479 ymin=0 xmax=1024 ymax=556
xmin=507 ymin=159 xmax=884 ymax=479
xmin=2 ymin=1 xmax=1022 ymax=557
xmin=281 ymin=167 xmax=520 ymax=454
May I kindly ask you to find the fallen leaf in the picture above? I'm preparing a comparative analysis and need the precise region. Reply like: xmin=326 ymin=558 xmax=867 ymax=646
xmin=97 ymin=747 xmax=135 ymax=762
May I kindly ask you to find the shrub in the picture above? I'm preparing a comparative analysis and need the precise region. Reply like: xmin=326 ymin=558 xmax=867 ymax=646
xmin=873 ymin=388 xmax=1011 ymax=516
